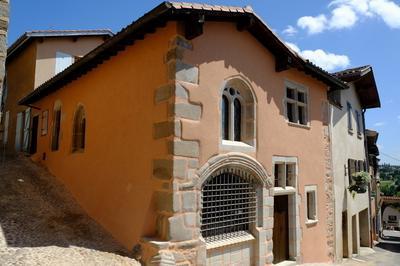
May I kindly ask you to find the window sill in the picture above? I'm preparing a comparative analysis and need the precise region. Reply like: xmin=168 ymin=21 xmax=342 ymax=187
xmin=357 ymin=133 xmax=363 ymax=139
xmin=305 ymin=219 xmax=318 ymax=226
xmin=348 ymin=129 xmax=354 ymax=135
xmin=274 ymin=186 xmax=296 ymax=195
xmin=221 ymin=140 xmax=255 ymax=152
xmin=205 ymin=232 xmax=255 ymax=250
xmin=287 ymin=121 xmax=310 ymax=130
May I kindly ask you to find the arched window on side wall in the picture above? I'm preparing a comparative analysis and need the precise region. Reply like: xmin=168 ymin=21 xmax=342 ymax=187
xmin=220 ymin=78 xmax=256 ymax=146
xmin=72 ymin=105 xmax=86 ymax=152
xmin=51 ymin=101 xmax=62 ymax=151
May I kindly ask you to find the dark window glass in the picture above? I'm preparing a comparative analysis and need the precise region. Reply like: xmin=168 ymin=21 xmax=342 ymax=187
xmin=298 ymin=91 xmax=306 ymax=103
xmin=287 ymin=102 xmax=295 ymax=122
xmin=72 ymin=106 xmax=86 ymax=152
xmin=347 ymin=102 xmax=353 ymax=131
xmin=234 ymin=98 xmax=241 ymax=141
xmin=287 ymin=87 xmax=295 ymax=99
xmin=328 ymin=89 xmax=341 ymax=107
xmin=51 ymin=109 xmax=61 ymax=151
xmin=222 ymin=95 xmax=229 ymax=140
xmin=298 ymin=106 xmax=306 ymax=125
xmin=274 ymin=164 xmax=279 ymax=187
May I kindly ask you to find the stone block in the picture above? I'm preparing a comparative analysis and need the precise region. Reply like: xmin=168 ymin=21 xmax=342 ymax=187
xmin=182 ymin=191 xmax=197 ymax=212
xmin=155 ymin=83 xmax=173 ymax=103
xmin=264 ymin=196 xmax=274 ymax=207
xmin=155 ymin=191 xmax=173 ymax=212
xmin=154 ymin=121 xmax=174 ymax=139
xmin=169 ymin=216 xmax=193 ymax=242
xmin=169 ymin=140 xmax=199 ymax=158
xmin=168 ymin=60 xmax=199 ymax=84
xmin=183 ymin=212 xmax=197 ymax=227
xmin=173 ymin=159 xmax=187 ymax=179
xmin=266 ymin=253 xmax=273 ymax=264
xmin=153 ymin=159 xmax=172 ymax=180
xmin=175 ymin=82 xmax=189 ymax=99
xmin=265 ymin=229 xmax=273 ymax=241
xmin=170 ymin=35 xmax=193 ymax=50
xmin=188 ymin=159 xmax=199 ymax=169
xmin=174 ymin=103 xmax=201 ymax=120
xmin=264 ymin=217 xmax=274 ymax=230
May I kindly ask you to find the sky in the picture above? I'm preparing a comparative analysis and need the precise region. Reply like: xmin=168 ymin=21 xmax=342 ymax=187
xmin=7 ymin=0 xmax=400 ymax=164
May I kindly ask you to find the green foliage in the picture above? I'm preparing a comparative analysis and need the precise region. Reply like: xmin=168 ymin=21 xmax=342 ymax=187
xmin=348 ymin=171 xmax=370 ymax=194
xmin=379 ymin=164 xmax=400 ymax=196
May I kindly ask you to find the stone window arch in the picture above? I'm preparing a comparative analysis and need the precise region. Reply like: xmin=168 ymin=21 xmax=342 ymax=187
xmin=221 ymin=77 xmax=256 ymax=147
xmin=51 ymin=100 xmax=62 ymax=151
xmin=72 ymin=105 xmax=86 ymax=152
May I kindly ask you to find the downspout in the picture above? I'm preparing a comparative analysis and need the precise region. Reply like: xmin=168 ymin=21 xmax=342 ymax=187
xmin=362 ymin=109 xmax=373 ymax=247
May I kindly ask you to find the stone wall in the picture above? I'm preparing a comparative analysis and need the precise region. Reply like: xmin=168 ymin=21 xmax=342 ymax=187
xmin=0 ymin=0 xmax=9 ymax=95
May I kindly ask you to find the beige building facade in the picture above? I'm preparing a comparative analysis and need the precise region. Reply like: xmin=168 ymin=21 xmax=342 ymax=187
xmin=330 ymin=66 xmax=380 ymax=261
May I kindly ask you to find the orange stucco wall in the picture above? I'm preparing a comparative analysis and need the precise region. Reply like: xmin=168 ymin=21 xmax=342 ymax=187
xmin=30 ymin=23 xmax=177 ymax=248
xmin=181 ymin=22 xmax=331 ymax=263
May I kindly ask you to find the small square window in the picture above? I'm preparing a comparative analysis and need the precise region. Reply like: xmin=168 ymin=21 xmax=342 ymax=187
xmin=285 ymin=83 xmax=308 ymax=126
xmin=274 ymin=162 xmax=297 ymax=189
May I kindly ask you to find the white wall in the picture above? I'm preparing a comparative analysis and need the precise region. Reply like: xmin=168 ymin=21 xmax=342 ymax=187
xmin=330 ymin=83 xmax=369 ymax=260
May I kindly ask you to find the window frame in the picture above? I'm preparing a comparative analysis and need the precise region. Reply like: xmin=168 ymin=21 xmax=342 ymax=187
xmin=347 ymin=102 xmax=353 ymax=134
xmin=273 ymin=156 xmax=298 ymax=195
xmin=305 ymin=185 xmax=318 ymax=225
xmin=71 ymin=105 xmax=86 ymax=153
xmin=51 ymin=102 xmax=62 ymax=152
xmin=221 ymin=87 xmax=245 ymax=142
xmin=41 ymin=110 xmax=49 ymax=136
xmin=284 ymin=80 xmax=309 ymax=127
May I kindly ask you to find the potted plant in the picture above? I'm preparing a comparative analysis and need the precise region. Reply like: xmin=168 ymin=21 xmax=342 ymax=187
xmin=348 ymin=171 xmax=371 ymax=195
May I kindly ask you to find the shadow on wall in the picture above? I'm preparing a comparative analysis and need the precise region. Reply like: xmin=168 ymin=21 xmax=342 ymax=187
xmin=0 ymin=155 xmax=134 ymax=258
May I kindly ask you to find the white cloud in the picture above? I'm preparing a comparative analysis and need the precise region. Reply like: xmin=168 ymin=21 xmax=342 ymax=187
xmin=370 ymin=0 xmax=400 ymax=28
xmin=282 ymin=25 xmax=298 ymax=36
xmin=373 ymin=121 xmax=386 ymax=127
xmin=329 ymin=5 xmax=359 ymax=29
xmin=285 ymin=42 xmax=350 ymax=71
xmin=295 ymin=0 xmax=400 ymax=34
xmin=297 ymin=15 xmax=328 ymax=34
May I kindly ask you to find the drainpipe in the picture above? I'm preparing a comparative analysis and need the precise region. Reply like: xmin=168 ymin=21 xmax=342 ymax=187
xmin=362 ymin=109 xmax=373 ymax=247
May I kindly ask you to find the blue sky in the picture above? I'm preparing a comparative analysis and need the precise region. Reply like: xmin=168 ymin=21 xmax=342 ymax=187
xmin=7 ymin=0 xmax=400 ymax=164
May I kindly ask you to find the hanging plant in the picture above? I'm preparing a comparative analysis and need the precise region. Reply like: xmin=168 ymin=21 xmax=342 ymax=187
xmin=348 ymin=171 xmax=371 ymax=194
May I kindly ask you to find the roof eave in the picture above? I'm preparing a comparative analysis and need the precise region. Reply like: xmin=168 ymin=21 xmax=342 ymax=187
xmin=19 ymin=1 xmax=348 ymax=105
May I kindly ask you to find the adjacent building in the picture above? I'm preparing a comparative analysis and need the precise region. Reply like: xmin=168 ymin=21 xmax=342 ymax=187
xmin=1 ymin=30 xmax=113 ymax=153
xmin=330 ymin=66 xmax=380 ymax=260
xmin=15 ymin=2 xmax=352 ymax=265
xmin=0 ymin=0 xmax=9 ymax=104
xmin=366 ymin=129 xmax=381 ymax=241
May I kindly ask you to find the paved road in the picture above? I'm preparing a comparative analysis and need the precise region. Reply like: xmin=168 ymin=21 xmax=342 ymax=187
xmin=341 ymin=230 xmax=400 ymax=266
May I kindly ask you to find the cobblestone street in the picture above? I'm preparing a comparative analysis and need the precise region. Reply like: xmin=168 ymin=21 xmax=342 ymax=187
xmin=0 ymin=156 xmax=140 ymax=265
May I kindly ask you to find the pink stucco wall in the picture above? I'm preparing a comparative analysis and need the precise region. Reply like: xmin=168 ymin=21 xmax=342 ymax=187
xmin=181 ymin=22 xmax=331 ymax=263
